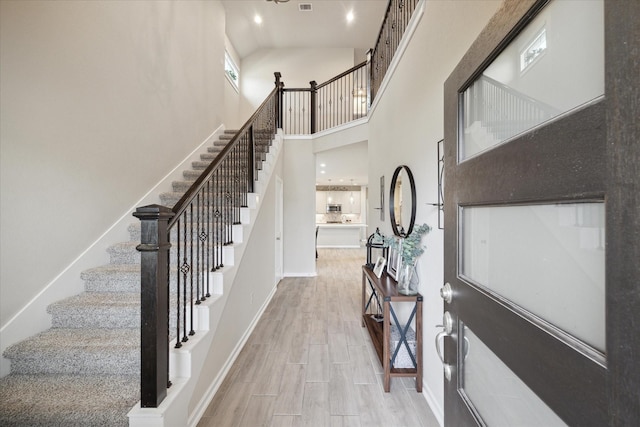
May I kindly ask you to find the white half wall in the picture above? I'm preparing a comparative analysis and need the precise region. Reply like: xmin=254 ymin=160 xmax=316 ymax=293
xmin=283 ymin=138 xmax=317 ymax=277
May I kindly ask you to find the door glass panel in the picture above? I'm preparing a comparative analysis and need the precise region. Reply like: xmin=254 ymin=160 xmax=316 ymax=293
xmin=460 ymin=0 xmax=604 ymax=160
xmin=462 ymin=325 xmax=568 ymax=426
xmin=461 ymin=203 xmax=605 ymax=351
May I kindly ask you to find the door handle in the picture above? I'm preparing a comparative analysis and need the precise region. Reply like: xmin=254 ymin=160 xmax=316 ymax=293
xmin=436 ymin=311 xmax=454 ymax=382
xmin=435 ymin=330 xmax=453 ymax=382
xmin=435 ymin=311 xmax=453 ymax=359
xmin=435 ymin=330 xmax=447 ymax=364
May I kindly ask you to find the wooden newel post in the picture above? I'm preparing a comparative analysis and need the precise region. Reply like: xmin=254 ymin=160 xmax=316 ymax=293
xmin=310 ymin=80 xmax=317 ymax=134
xmin=248 ymin=124 xmax=255 ymax=193
xmin=133 ymin=204 xmax=174 ymax=408
xmin=274 ymin=72 xmax=283 ymax=129
xmin=366 ymin=48 xmax=373 ymax=109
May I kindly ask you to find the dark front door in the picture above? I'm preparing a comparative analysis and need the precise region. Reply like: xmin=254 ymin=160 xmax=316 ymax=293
xmin=442 ymin=0 xmax=639 ymax=425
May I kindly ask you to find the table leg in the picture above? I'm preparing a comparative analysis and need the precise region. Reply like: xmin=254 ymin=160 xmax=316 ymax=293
xmin=416 ymin=298 xmax=423 ymax=392
xmin=383 ymin=300 xmax=391 ymax=392
xmin=361 ymin=272 xmax=366 ymax=327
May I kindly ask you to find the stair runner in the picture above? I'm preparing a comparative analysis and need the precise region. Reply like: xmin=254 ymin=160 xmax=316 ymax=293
xmin=0 ymin=130 xmax=269 ymax=426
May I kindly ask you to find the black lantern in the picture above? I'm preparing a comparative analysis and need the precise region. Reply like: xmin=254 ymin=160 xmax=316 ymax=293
xmin=366 ymin=227 xmax=388 ymax=267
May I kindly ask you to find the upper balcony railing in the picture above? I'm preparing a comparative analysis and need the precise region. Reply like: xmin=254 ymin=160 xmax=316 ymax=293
xmin=370 ymin=0 xmax=419 ymax=102
xmin=282 ymin=0 xmax=420 ymax=135
xmin=282 ymin=62 xmax=368 ymax=135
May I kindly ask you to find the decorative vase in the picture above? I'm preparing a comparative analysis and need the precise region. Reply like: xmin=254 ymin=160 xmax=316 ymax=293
xmin=397 ymin=261 xmax=419 ymax=295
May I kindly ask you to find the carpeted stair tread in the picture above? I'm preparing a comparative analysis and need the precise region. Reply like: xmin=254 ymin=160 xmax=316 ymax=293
xmin=182 ymin=169 xmax=247 ymax=180
xmin=81 ymin=263 xmax=139 ymax=281
xmin=107 ymin=241 xmax=140 ymax=264
xmin=160 ymin=191 xmax=248 ymax=207
xmin=127 ymin=221 xmax=239 ymax=243
xmin=191 ymin=159 xmax=253 ymax=170
xmin=48 ymin=292 xmax=140 ymax=329
xmin=0 ymin=373 xmax=138 ymax=427
xmin=3 ymin=328 xmax=139 ymax=375
xmin=81 ymin=264 xmax=140 ymax=292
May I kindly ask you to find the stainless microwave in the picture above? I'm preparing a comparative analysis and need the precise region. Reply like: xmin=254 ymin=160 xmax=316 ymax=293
xmin=326 ymin=204 xmax=342 ymax=213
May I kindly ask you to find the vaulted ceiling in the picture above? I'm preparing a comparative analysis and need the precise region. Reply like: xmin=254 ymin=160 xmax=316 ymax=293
xmin=222 ymin=0 xmax=387 ymax=59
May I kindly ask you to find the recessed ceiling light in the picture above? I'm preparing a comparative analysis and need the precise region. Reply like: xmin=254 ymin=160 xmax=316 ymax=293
xmin=320 ymin=170 xmax=326 ymax=174
xmin=346 ymin=11 xmax=354 ymax=23
xmin=320 ymin=163 xmax=326 ymax=167
xmin=254 ymin=15 xmax=263 ymax=24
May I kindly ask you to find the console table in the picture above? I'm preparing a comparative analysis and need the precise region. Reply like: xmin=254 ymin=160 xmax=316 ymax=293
xmin=361 ymin=265 xmax=422 ymax=392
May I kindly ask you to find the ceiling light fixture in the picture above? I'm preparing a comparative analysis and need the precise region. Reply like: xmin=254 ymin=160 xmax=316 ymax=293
xmin=266 ymin=0 xmax=290 ymax=3
xmin=254 ymin=15 xmax=263 ymax=24
xmin=346 ymin=11 xmax=354 ymax=23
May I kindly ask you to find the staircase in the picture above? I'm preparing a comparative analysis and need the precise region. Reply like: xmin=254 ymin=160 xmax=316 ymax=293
xmin=0 ymin=129 xmax=277 ymax=426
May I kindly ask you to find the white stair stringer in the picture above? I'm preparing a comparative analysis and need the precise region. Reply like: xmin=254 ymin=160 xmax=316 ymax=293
xmin=127 ymin=130 xmax=283 ymax=427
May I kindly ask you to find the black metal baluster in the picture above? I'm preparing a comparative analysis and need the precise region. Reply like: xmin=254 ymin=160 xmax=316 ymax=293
xmin=205 ymin=179 xmax=211 ymax=297
xmin=175 ymin=217 xmax=182 ymax=349
xmin=189 ymin=203 xmax=195 ymax=336
xmin=181 ymin=216 xmax=188 ymax=343
xmin=196 ymin=193 xmax=203 ymax=304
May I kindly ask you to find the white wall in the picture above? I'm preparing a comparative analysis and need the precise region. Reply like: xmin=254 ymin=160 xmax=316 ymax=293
xmin=0 ymin=0 xmax=226 ymax=327
xmin=283 ymin=139 xmax=317 ymax=276
xmin=240 ymin=48 xmax=356 ymax=123
xmin=189 ymin=148 xmax=284 ymax=413
xmin=366 ymin=0 xmax=501 ymax=422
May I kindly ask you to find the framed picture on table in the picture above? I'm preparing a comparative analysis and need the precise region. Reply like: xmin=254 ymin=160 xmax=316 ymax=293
xmin=386 ymin=237 xmax=402 ymax=281
xmin=373 ymin=256 xmax=386 ymax=278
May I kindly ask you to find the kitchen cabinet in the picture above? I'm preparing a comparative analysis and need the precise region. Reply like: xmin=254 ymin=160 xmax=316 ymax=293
xmin=315 ymin=189 xmax=362 ymax=214
xmin=348 ymin=191 xmax=361 ymax=214
xmin=315 ymin=191 xmax=327 ymax=214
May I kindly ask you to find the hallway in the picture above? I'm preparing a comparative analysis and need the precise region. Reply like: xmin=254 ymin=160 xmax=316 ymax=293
xmin=197 ymin=248 xmax=439 ymax=426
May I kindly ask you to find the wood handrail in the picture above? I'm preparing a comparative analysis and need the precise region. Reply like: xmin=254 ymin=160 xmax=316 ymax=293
xmin=316 ymin=61 xmax=367 ymax=90
xmin=169 ymin=83 xmax=280 ymax=228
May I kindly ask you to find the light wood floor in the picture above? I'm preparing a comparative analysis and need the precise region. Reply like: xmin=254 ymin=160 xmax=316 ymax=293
xmin=197 ymin=248 xmax=439 ymax=427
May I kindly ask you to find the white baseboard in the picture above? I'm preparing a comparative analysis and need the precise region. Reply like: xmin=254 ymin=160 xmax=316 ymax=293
xmin=422 ymin=382 xmax=444 ymax=427
xmin=284 ymin=272 xmax=318 ymax=278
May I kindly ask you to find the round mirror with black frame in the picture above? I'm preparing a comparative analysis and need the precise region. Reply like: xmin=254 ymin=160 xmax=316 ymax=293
xmin=389 ymin=165 xmax=416 ymax=237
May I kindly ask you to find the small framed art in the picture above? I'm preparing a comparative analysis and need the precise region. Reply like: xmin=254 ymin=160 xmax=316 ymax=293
xmin=386 ymin=237 xmax=402 ymax=281
xmin=373 ymin=256 xmax=386 ymax=278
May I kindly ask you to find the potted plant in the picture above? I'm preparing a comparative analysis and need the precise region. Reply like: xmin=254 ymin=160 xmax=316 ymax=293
xmin=385 ymin=223 xmax=431 ymax=295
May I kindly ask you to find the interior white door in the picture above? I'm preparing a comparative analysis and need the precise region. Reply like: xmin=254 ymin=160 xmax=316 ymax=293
xmin=275 ymin=175 xmax=284 ymax=283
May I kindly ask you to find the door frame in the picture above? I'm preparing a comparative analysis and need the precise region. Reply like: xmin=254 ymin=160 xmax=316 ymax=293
xmin=275 ymin=175 xmax=284 ymax=284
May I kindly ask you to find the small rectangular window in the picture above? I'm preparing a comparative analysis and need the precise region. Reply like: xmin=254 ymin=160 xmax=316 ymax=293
xmin=224 ymin=51 xmax=239 ymax=90
xmin=520 ymin=28 xmax=547 ymax=72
